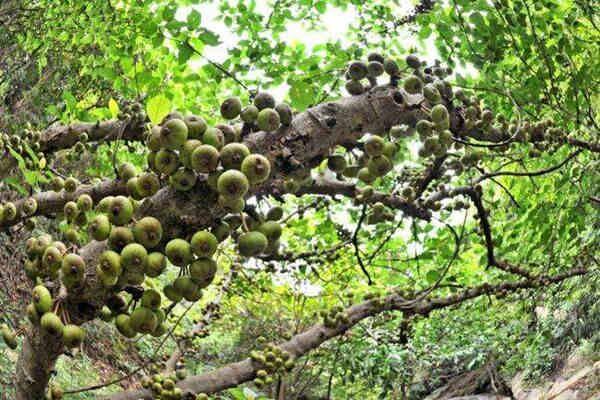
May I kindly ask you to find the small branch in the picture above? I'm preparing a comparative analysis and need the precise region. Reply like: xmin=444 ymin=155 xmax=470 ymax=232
xmin=477 ymin=150 xmax=582 ymax=182
xmin=352 ymin=204 xmax=372 ymax=285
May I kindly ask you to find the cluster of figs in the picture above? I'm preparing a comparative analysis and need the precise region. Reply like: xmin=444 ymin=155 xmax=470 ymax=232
xmin=249 ymin=342 xmax=295 ymax=388
xmin=140 ymin=358 xmax=210 ymax=400
xmin=325 ymin=51 xmax=570 ymax=225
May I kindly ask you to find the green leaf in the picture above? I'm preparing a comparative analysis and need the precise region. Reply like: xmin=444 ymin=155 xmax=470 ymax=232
xmin=7 ymin=145 xmax=27 ymax=171
xmin=146 ymin=95 xmax=171 ymax=125
xmin=22 ymin=142 xmax=39 ymax=165
xmin=198 ymin=29 xmax=220 ymax=46
xmin=108 ymin=98 xmax=120 ymax=119
xmin=178 ymin=43 xmax=193 ymax=64
xmin=315 ymin=1 xmax=327 ymax=13
xmin=426 ymin=270 xmax=441 ymax=285
xmin=187 ymin=9 xmax=201 ymax=29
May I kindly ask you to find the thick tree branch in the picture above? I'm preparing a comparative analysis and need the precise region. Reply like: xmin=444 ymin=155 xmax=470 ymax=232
xmin=0 ymin=119 xmax=146 ymax=179
xmin=567 ymin=136 xmax=600 ymax=153
xmin=40 ymin=119 xmax=146 ymax=153
xmin=1 ymin=179 xmax=127 ymax=228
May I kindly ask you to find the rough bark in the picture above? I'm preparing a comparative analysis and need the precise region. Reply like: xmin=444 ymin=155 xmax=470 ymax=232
xmin=4 ymin=85 xmax=428 ymax=231
xmin=1 ymin=179 xmax=128 ymax=228
xmin=104 ymin=267 xmax=588 ymax=400
xmin=40 ymin=119 xmax=146 ymax=153
xmin=15 ymin=328 xmax=64 ymax=400
xmin=0 ymin=119 xmax=146 ymax=179
xmin=14 ymin=240 xmax=109 ymax=400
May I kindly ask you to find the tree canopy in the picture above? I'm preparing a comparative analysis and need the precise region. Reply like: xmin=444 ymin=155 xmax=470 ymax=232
xmin=0 ymin=1 xmax=598 ymax=400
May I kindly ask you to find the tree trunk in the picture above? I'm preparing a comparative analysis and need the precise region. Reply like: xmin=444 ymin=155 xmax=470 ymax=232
xmin=15 ymin=327 xmax=64 ymax=400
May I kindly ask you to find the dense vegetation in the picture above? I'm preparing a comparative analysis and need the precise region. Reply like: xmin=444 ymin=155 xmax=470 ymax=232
xmin=0 ymin=1 xmax=598 ymax=399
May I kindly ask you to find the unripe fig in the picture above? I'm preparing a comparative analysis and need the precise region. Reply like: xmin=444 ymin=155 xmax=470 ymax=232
xmin=383 ymin=58 xmax=400 ymax=76
xmin=190 ymin=230 xmax=218 ymax=258
xmin=237 ymin=231 xmax=268 ymax=257
xmin=147 ymin=126 xmax=162 ymax=151
xmin=22 ymin=197 xmax=38 ymax=216
xmin=241 ymin=154 xmax=271 ymax=185
xmin=347 ymin=61 xmax=368 ymax=80
xmin=220 ymin=143 xmax=250 ymax=170
xmin=202 ymin=127 xmax=224 ymax=149
xmin=364 ymin=135 xmax=386 ymax=157
xmin=367 ymin=52 xmax=385 ymax=63
xmin=367 ymin=155 xmax=393 ymax=177
xmin=403 ymin=75 xmax=423 ymax=94
xmin=406 ymin=54 xmax=421 ymax=69
xmin=184 ymin=115 xmax=208 ymax=139
xmin=367 ymin=61 xmax=384 ymax=77
xmin=327 ymin=155 xmax=347 ymax=173
xmin=121 ymin=243 xmax=148 ymax=271
xmin=130 ymin=307 xmax=158 ymax=334
xmin=107 ymin=196 xmax=133 ymax=226
xmin=266 ymin=206 xmax=284 ymax=221
xmin=115 ymin=314 xmax=136 ymax=338
xmin=108 ymin=226 xmax=134 ymax=251
xmin=97 ymin=250 xmax=121 ymax=286
xmin=3 ymin=202 xmax=17 ymax=221
xmin=63 ymin=201 xmax=79 ymax=222
xmin=241 ymin=105 xmax=259 ymax=123
xmin=220 ymin=97 xmax=242 ymax=120
xmin=141 ymin=289 xmax=162 ymax=310
xmin=155 ymin=149 xmax=180 ymax=175
xmin=61 ymin=253 xmax=85 ymax=287
xmin=180 ymin=139 xmax=202 ymax=168
xmin=258 ymin=221 xmax=282 ymax=242
xmin=357 ymin=167 xmax=375 ymax=184
xmin=42 ymin=246 xmax=63 ymax=274
xmin=63 ymin=324 xmax=85 ymax=348
xmin=145 ymin=252 xmax=167 ymax=277
xmin=137 ymin=172 xmax=160 ymax=197
xmin=41 ymin=312 xmax=64 ymax=337
xmin=76 ymin=194 xmax=93 ymax=212
xmin=423 ymin=84 xmax=442 ymax=104
xmin=32 ymin=285 xmax=53 ymax=314
xmin=275 ymin=103 xmax=293 ymax=126
xmin=160 ymin=118 xmax=188 ymax=150
xmin=50 ymin=176 xmax=64 ymax=192
xmin=189 ymin=257 xmax=217 ymax=288
xmin=345 ymin=80 xmax=364 ymax=95
xmin=64 ymin=177 xmax=79 ymax=193
xmin=191 ymin=144 xmax=220 ymax=173
xmin=217 ymin=170 xmax=249 ymax=199
xmin=118 ymin=162 xmax=137 ymax=181
xmin=165 ymin=238 xmax=192 ymax=267
xmin=257 ymin=108 xmax=280 ymax=132
xmin=133 ymin=217 xmax=163 ymax=249
xmin=169 ymin=168 xmax=197 ymax=191
xmin=253 ymin=92 xmax=276 ymax=110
